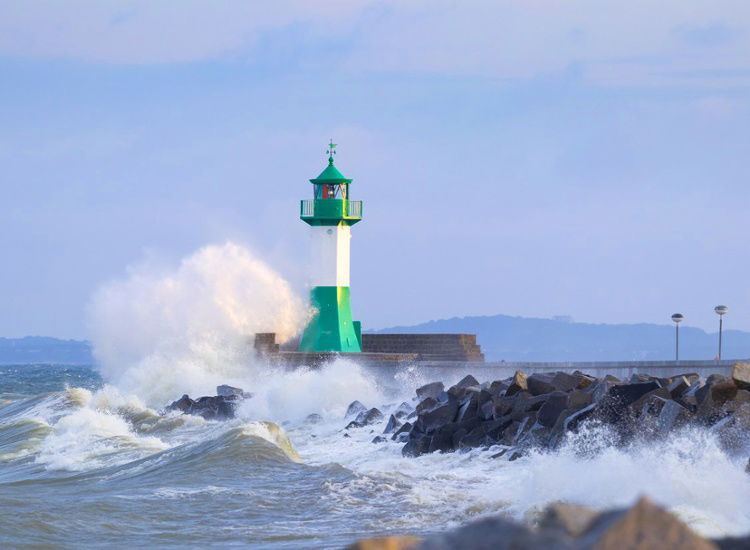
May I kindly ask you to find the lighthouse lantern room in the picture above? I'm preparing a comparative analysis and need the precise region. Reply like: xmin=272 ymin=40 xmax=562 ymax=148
xmin=298 ymin=141 xmax=363 ymax=352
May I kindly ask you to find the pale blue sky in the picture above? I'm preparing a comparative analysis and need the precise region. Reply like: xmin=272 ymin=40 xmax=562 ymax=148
xmin=1 ymin=1 xmax=749 ymax=338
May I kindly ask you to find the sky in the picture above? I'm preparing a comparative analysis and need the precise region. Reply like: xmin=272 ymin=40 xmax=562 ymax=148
xmin=1 ymin=1 xmax=749 ymax=339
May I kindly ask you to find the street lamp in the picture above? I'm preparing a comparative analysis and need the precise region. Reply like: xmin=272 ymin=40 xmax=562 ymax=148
xmin=671 ymin=313 xmax=683 ymax=361
xmin=714 ymin=305 xmax=728 ymax=360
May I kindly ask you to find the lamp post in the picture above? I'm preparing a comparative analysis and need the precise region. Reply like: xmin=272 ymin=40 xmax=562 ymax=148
xmin=671 ymin=313 xmax=683 ymax=361
xmin=714 ymin=305 xmax=728 ymax=360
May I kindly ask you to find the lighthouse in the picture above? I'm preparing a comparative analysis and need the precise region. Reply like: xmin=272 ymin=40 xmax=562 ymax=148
xmin=298 ymin=141 xmax=363 ymax=352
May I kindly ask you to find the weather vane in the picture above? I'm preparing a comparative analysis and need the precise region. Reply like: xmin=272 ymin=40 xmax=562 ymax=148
xmin=326 ymin=139 xmax=337 ymax=161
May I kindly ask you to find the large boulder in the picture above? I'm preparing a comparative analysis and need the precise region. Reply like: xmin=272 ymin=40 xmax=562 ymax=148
xmin=346 ymin=408 xmax=384 ymax=429
xmin=216 ymin=384 xmax=251 ymax=399
xmin=416 ymin=382 xmax=445 ymax=402
xmin=417 ymin=512 xmax=569 ymax=550
xmin=732 ymin=362 xmax=750 ymax=390
xmin=346 ymin=536 xmax=421 ymax=550
xmin=416 ymin=398 xmax=459 ymax=433
xmin=346 ymin=400 xmax=368 ymax=418
xmin=537 ymin=392 xmax=569 ymax=428
xmin=576 ymin=497 xmax=716 ymax=550
xmin=538 ymin=502 xmax=601 ymax=537
xmin=527 ymin=373 xmax=556 ymax=396
xmin=506 ymin=371 xmax=528 ymax=397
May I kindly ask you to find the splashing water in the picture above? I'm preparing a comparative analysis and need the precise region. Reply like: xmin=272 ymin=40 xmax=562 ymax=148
xmin=87 ymin=242 xmax=308 ymax=406
xmin=3 ymin=243 xmax=749 ymax=547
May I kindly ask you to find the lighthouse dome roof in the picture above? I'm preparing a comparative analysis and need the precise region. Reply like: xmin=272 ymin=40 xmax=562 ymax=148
xmin=310 ymin=159 xmax=353 ymax=185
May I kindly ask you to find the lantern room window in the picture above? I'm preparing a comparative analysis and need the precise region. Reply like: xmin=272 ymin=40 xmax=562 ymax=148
xmin=315 ymin=184 xmax=349 ymax=200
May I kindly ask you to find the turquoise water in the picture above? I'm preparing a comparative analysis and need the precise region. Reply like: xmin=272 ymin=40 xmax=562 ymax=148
xmin=2 ymin=363 xmax=750 ymax=549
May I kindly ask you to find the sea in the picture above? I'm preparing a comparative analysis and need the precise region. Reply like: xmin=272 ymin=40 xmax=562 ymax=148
xmin=2 ymin=361 xmax=750 ymax=549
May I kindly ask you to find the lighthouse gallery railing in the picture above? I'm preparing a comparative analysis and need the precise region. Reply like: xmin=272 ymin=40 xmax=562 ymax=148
xmin=300 ymin=199 xmax=362 ymax=219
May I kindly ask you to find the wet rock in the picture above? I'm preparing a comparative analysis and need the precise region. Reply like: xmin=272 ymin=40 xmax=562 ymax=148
xmin=505 ymin=370 xmax=528 ymax=397
xmin=655 ymin=399 xmax=691 ymax=433
xmin=527 ymin=373 xmax=556 ymax=396
xmin=383 ymin=414 xmax=402 ymax=434
xmin=417 ymin=513 xmax=567 ymax=550
xmin=391 ymin=421 xmax=412 ymax=442
xmin=216 ymin=384 xmax=251 ymax=399
xmin=347 ymin=408 xmax=384 ymax=429
xmin=538 ymin=501 xmax=600 ymax=537
xmin=562 ymin=403 xmax=597 ymax=432
xmin=416 ymin=398 xmax=458 ymax=433
xmin=305 ymin=413 xmax=323 ymax=424
xmin=714 ymin=535 xmax=750 ymax=550
xmin=455 ymin=392 xmax=480 ymax=424
xmin=416 ymin=397 xmax=439 ymax=414
xmin=416 ymin=381 xmax=445 ymax=402
xmin=537 ymin=391 xmax=569 ymax=428
xmin=732 ymin=362 xmax=750 ymax=390
xmin=487 ymin=380 xmax=508 ymax=395
xmin=167 ymin=394 xmax=193 ymax=414
xmin=178 ymin=395 xmax=236 ymax=420
xmin=710 ymin=380 xmax=739 ymax=406
xmin=346 ymin=536 xmax=421 ymax=550
xmin=597 ymin=381 xmax=660 ymax=423
xmin=668 ymin=376 xmax=691 ymax=398
xmin=371 ymin=435 xmax=387 ymax=444
xmin=576 ymin=496 xmax=715 ymax=550
xmin=402 ymin=433 xmax=431 ymax=457
xmin=454 ymin=374 xmax=479 ymax=389
xmin=346 ymin=400 xmax=368 ymax=418
xmin=393 ymin=402 xmax=414 ymax=418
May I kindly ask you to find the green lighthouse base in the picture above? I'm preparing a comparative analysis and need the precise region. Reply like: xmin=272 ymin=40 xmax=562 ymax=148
xmin=298 ymin=286 xmax=362 ymax=353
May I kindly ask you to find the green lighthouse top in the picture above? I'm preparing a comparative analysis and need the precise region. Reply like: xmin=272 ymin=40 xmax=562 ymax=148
xmin=310 ymin=140 xmax=353 ymax=185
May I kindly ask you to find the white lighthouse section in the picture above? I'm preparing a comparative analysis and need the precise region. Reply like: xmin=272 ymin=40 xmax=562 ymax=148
xmin=309 ymin=224 xmax=351 ymax=287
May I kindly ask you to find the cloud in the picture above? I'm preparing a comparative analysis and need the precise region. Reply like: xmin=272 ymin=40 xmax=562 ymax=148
xmin=1 ymin=1 xmax=749 ymax=87
xmin=0 ymin=0 xmax=373 ymax=63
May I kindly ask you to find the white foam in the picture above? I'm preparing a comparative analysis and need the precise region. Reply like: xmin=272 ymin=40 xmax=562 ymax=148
xmin=291 ymin=412 xmax=750 ymax=538
xmin=87 ymin=242 xmax=308 ymax=407
xmin=236 ymin=358 xmax=387 ymax=423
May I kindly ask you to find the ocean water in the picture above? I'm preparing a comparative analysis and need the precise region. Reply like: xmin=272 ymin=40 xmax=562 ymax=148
xmin=2 ymin=362 xmax=750 ymax=549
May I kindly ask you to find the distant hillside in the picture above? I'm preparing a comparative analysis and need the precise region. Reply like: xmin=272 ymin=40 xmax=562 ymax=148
xmin=373 ymin=314 xmax=750 ymax=362
xmin=0 ymin=337 xmax=93 ymax=365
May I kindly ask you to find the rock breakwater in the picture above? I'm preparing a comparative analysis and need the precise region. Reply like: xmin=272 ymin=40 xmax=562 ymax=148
xmin=389 ymin=362 xmax=750 ymax=458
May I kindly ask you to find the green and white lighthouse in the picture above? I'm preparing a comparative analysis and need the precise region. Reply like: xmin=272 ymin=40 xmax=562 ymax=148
xmin=298 ymin=141 xmax=363 ymax=352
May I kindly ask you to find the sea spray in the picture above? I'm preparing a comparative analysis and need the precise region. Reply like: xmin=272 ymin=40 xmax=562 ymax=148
xmin=237 ymin=358 xmax=387 ymax=423
xmin=87 ymin=242 xmax=308 ymax=406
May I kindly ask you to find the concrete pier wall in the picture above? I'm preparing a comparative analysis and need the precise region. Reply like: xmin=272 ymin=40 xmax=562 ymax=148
xmin=359 ymin=358 xmax=748 ymax=393
xmin=265 ymin=349 xmax=748 ymax=394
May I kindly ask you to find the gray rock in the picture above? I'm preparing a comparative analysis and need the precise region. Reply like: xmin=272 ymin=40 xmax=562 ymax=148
xmin=346 ymin=408 xmax=384 ymax=429
xmin=416 ymin=381 xmax=445 ymax=402
xmin=416 ymin=398 xmax=459 ymax=433
xmin=216 ymin=384 xmax=251 ymax=399
xmin=417 ymin=513 xmax=568 ymax=550
xmin=538 ymin=501 xmax=600 ymax=537
xmin=527 ymin=373 xmax=556 ymax=396
xmin=305 ymin=413 xmax=323 ymax=424
xmin=346 ymin=400 xmax=368 ymax=418
xmin=506 ymin=370 xmax=528 ymax=397
xmin=383 ymin=414 xmax=402 ymax=434
xmin=391 ymin=421 xmax=412 ymax=442
xmin=537 ymin=392 xmax=569 ymax=427
xmin=732 ymin=362 xmax=750 ymax=390
xmin=576 ymin=496 xmax=715 ymax=550
xmin=393 ymin=401 xmax=414 ymax=418
xmin=668 ymin=376 xmax=691 ymax=398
